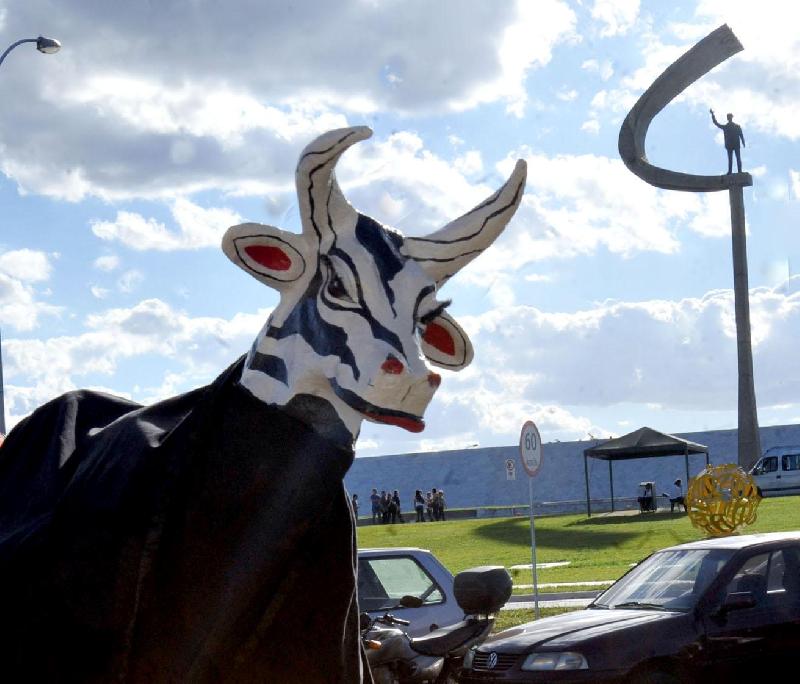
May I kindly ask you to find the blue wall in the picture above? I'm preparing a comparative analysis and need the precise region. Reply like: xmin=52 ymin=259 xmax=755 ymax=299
xmin=346 ymin=424 xmax=800 ymax=511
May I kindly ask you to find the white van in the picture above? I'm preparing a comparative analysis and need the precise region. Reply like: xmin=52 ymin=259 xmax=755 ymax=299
xmin=750 ymin=446 xmax=800 ymax=496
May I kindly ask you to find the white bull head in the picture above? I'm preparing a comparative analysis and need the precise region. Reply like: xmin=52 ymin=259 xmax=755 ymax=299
xmin=223 ymin=127 xmax=526 ymax=447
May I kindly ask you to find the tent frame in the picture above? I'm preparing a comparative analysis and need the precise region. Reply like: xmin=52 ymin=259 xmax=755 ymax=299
xmin=583 ymin=427 xmax=710 ymax=516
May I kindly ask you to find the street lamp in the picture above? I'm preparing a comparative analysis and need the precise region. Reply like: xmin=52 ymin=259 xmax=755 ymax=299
xmin=0 ymin=35 xmax=60 ymax=435
xmin=0 ymin=36 xmax=61 ymax=69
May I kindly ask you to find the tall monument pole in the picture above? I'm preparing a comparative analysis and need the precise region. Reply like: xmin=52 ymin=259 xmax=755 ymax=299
xmin=618 ymin=24 xmax=761 ymax=470
xmin=728 ymin=186 xmax=760 ymax=467
xmin=0 ymin=327 xmax=6 ymax=436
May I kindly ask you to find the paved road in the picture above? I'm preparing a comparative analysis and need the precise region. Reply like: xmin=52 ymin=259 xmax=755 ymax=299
xmin=502 ymin=590 xmax=599 ymax=611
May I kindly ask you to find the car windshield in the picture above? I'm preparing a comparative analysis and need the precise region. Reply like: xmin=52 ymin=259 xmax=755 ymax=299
xmin=358 ymin=556 xmax=444 ymax=611
xmin=591 ymin=548 xmax=735 ymax=612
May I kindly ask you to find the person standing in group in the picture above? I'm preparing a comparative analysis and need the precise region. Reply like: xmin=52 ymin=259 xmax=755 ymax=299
xmin=414 ymin=490 xmax=425 ymax=522
xmin=385 ymin=492 xmax=397 ymax=524
xmin=382 ymin=490 xmax=392 ymax=524
xmin=370 ymin=488 xmax=381 ymax=524
xmin=425 ymin=492 xmax=434 ymax=521
xmin=436 ymin=490 xmax=446 ymax=521
xmin=378 ymin=491 xmax=384 ymax=523
xmin=392 ymin=490 xmax=404 ymax=523
xmin=431 ymin=488 xmax=440 ymax=521
xmin=351 ymin=493 xmax=359 ymax=520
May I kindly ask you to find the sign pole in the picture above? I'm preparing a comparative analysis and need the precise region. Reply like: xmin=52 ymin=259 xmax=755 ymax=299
xmin=528 ymin=475 xmax=539 ymax=619
xmin=519 ymin=420 xmax=543 ymax=620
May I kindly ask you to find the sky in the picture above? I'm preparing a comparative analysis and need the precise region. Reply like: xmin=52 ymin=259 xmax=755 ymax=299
xmin=0 ymin=0 xmax=798 ymax=458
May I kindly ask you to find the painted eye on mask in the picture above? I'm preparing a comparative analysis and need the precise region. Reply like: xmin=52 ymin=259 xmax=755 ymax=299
xmin=322 ymin=256 xmax=357 ymax=306
xmin=327 ymin=273 xmax=353 ymax=302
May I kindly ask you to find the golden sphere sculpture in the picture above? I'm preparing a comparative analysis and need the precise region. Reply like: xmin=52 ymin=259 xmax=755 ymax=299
xmin=686 ymin=464 xmax=762 ymax=537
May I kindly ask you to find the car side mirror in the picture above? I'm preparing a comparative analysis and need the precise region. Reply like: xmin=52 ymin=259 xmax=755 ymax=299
xmin=714 ymin=591 xmax=756 ymax=617
xmin=398 ymin=595 xmax=424 ymax=608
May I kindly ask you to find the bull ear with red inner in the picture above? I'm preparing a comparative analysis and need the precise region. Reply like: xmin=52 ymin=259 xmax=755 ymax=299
xmin=222 ymin=222 xmax=308 ymax=290
xmin=420 ymin=311 xmax=473 ymax=370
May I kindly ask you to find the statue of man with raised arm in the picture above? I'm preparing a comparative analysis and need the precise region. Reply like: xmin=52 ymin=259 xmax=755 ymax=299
xmin=710 ymin=109 xmax=745 ymax=174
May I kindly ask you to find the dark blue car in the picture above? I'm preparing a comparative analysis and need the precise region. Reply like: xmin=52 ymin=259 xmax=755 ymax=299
xmin=459 ymin=532 xmax=800 ymax=683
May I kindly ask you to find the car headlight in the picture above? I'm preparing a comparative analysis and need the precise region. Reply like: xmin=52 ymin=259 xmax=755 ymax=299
xmin=521 ymin=652 xmax=588 ymax=671
xmin=463 ymin=646 xmax=476 ymax=669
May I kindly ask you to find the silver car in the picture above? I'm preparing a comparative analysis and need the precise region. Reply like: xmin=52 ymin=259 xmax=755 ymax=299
xmin=358 ymin=547 xmax=464 ymax=637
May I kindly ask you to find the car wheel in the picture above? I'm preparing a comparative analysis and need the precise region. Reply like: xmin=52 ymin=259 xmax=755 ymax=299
xmin=630 ymin=670 xmax=679 ymax=684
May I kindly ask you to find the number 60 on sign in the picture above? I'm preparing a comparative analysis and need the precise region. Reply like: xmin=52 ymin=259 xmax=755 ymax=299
xmin=519 ymin=421 xmax=543 ymax=477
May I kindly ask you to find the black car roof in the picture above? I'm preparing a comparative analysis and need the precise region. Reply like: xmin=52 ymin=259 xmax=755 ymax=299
xmin=661 ymin=531 xmax=800 ymax=552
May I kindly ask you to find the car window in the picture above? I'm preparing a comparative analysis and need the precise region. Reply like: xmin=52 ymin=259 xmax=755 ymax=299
xmin=782 ymin=454 xmax=800 ymax=471
xmin=726 ymin=552 xmax=769 ymax=603
xmin=763 ymin=547 xmax=800 ymax=597
xmin=594 ymin=548 xmax=734 ymax=612
xmin=781 ymin=548 xmax=800 ymax=608
xmin=757 ymin=456 xmax=778 ymax=474
xmin=766 ymin=551 xmax=785 ymax=593
xmin=722 ymin=548 xmax=800 ymax=617
xmin=358 ymin=556 xmax=444 ymax=611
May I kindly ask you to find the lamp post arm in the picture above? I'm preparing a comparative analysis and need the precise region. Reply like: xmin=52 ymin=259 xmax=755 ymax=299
xmin=0 ymin=38 xmax=38 ymax=69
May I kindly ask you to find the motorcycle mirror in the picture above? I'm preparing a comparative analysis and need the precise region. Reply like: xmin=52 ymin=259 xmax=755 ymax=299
xmin=359 ymin=612 xmax=372 ymax=630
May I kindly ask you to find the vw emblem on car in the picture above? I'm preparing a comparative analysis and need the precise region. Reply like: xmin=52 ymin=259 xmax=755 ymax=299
xmin=487 ymin=652 xmax=498 ymax=669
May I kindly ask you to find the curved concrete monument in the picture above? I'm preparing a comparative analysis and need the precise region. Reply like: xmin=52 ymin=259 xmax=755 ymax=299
xmin=618 ymin=24 xmax=761 ymax=470
xmin=618 ymin=24 xmax=751 ymax=192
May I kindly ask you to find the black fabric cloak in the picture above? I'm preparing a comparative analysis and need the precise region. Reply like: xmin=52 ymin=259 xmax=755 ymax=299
xmin=0 ymin=357 xmax=368 ymax=683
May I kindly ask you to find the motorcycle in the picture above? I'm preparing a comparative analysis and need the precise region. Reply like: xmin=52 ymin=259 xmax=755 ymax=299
xmin=361 ymin=566 xmax=512 ymax=684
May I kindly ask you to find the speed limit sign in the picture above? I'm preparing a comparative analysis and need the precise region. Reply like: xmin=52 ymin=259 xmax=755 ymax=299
xmin=519 ymin=421 xmax=543 ymax=477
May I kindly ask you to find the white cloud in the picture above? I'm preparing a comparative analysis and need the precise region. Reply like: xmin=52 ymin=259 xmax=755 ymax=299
xmin=0 ymin=0 xmax=577 ymax=201
xmin=63 ymin=77 xmax=349 ymax=149
xmin=453 ymin=150 xmax=483 ymax=176
xmin=418 ymin=432 xmax=482 ymax=453
xmin=90 ymin=286 xmax=110 ymax=299
xmin=0 ymin=249 xmax=52 ymax=282
xmin=791 ymin=170 xmax=800 ymax=199
xmin=453 ymin=0 xmax=577 ymax=116
xmin=337 ymin=131 xmax=511 ymax=236
xmin=556 ymin=88 xmax=578 ymax=102
xmin=117 ymin=270 xmax=144 ymax=293
xmin=93 ymin=255 xmax=120 ymax=272
xmin=0 ymin=250 xmax=58 ymax=331
xmin=589 ymin=4 xmax=800 ymax=143
xmin=581 ymin=59 xmax=614 ymax=81
xmin=92 ymin=198 xmax=242 ymax=251
xmin=489 ymin=150 xmax=697 ymax=264
xmin=337 ymin=144 xmax=726 ymax=296
xmin=581 ymin=119 xmax=600 ymax=134
xmin=376 ymin=192 xmax=406 ymax=221
xmin=460 ymin=277 xmax=800 ymax=417
xmin=0 ymin=272 xmax=60 ymax=331
xmin=523 ymin=273 xmax=552 ymax=283
xmin=3 ymin=297 xmax=271 ymax=427
xmin=687 ymin=192 xmax=733 ymax=238
xmin=591 ymin=0 xmax=640 ymax=37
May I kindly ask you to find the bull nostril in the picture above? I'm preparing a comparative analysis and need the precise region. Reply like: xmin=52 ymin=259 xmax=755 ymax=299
xmin=381 ymin=355 xmax=404 ymax=375
xmin=427 ymin=373 xmax=441 ymax=389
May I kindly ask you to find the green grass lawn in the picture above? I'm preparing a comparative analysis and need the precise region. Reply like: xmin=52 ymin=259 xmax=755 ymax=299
xmin=357 ymin=496 xmax=800 ymax=586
